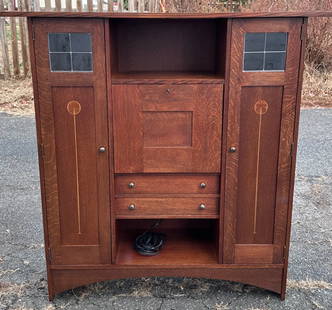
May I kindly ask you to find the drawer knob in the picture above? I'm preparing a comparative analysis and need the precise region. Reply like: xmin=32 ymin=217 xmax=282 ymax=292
xmin=98 ymin=146 xmax=106 ymax=153
xmin=128 ymin=182 xmax=135 ymax=189
xmin=199 ymin=203 xmax=206 ymax=210
xmin=200 ymin=182 xmax=206 ymax=189
xmin=166 ymin=88 xmax=171 ymax=94
xmin=128 ymin=204 xmax=136 ymax=211
xmin=229 ymin=146 xmax=237 ymax=153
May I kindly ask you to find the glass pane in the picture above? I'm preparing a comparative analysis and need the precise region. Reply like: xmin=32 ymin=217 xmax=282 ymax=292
xmin=48 ymin=33 xmax=70 ymax=52
xmin=266 ymin=33 xmax=287 ymax=51
xmin=245 ymin=33 xmax=265 ymax=52
xmin=72 ymin=53 xmax=93 ymax=71
xmin=50 ymin=53 xmax=71 ymax=71
xmin=71 ymin=33 xmax=92 ymax=52
xmin=244 ymin=53 xmax=264 ymax=71
xmin=264 ymin=52 xmax=286 ymax=70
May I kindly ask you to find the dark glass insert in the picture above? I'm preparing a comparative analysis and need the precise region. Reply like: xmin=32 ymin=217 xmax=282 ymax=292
xmin=71 ymin=33 xmax=92 ymax=52
xmin=243 ymin=53 xmax=264 ymax=71
xmin=245 ymin=33 xmax=265 ymax=52
xmin=50 ymin=53 xmax=71 ymax=71
xmin=243 ymin=32 xmax=288 ymax=72
xmin=264 ymin=52 xmax=286 ymax=70
xmin=72 ymin=53 xmax=93 ymax=71
xmin=48 ymin=32 xmax=93 ymax=72
xmin=265 ymin=32 xmax=287 ymax=51
xmin=48 ymin=33 xmax=70 ymax=52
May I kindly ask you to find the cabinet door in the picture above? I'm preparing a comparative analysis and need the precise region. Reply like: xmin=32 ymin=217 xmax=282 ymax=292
xmin=32 ymin=19 xmax=110 ymax=265
xmin=113 ymin=84 xmax=223 ymax=173
xmin=223 ymin=18 xmax=303 ymax=264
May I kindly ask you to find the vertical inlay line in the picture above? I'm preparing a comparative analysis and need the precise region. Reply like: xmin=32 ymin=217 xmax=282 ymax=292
xmin=73 ymin=113 xmax=81 ymax=234
xmin=253 ymin=109 xmax=263 ymax=235
xmin=252 ymin=99 xmax=268 ymax=235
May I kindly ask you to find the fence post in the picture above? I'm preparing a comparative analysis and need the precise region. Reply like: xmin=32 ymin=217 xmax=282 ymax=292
xmin=138 ymin=0 xmax=144 ymax=12
xmin=66 ymin=0 xmax=72 ymax=11
xmin=107 ymin=0 xmax=112 ymax=12
xmin=128 ymin=0 xmax=135 ymax=12
xmin=87 ymin=0 xmax=93 ymax=11
xmin=77 ymin=0 xmax=82 ymax=11
xmin=55 ymin=0 xmax=61 ymax=11
xmin=44 ymin=0 xmax=51 ymax=11
xmin=8 ymin=0 xmax=20 ymax=77
xmin=19 ymin=0 xmax=30 ymax=77
xmin=0 ymin=0 xmax=11 ymax=78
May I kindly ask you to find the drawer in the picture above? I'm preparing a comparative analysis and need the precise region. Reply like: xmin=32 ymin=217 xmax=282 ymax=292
xmin=115 ymin=174 xmax=220 ymax=195
xmin=137 ymin=84 xmax=196 ymax=105
xmin=114 ymin=198 xmax=219 ymax=218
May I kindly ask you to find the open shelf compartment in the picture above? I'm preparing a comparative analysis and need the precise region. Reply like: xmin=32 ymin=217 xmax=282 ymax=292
xmin=110 ymin=18 xmax=227 ymax=82
xmin=115 ymin=219 xmax=219 ymax=265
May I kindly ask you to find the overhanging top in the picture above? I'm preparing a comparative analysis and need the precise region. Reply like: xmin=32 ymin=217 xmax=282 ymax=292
xmin=0 ymin=11 xmax=332 ymax=18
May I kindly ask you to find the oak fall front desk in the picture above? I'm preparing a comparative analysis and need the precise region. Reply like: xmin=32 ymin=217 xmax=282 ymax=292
xmin=5 ymin=11 xmax=329 ymax=300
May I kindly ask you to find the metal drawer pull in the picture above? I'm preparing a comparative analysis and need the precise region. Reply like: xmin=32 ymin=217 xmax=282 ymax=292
xmin=199 ymin=204 xmax=206 ymax=210
xmin=200 ymin=182 xmax=206 ymax=189
xmin=229 ymin=146 xmax=237 ymax=153
xmin=128 ymin=204 xmax=136 ymax=210
xmin=128 ymin=182 xmax=135 ymax=189
xmin=98 ymin=146 xmax=106 ymax=153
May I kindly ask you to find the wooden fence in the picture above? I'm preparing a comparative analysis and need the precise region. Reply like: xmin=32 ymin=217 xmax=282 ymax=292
xmin=0 ymin=0 xmax=243 ymax=79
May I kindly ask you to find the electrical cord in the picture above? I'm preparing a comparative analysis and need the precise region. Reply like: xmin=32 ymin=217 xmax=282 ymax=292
xmin=134 ymin=220 xmax=166 ymax=256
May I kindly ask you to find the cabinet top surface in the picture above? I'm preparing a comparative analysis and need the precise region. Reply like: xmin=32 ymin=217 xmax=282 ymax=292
xmin=0 ymin=11 xmax=331 ymax=18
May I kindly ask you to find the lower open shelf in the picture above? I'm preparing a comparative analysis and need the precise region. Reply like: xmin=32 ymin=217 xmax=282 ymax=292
xmin=115 ymin=219 xmax=218 ymax=265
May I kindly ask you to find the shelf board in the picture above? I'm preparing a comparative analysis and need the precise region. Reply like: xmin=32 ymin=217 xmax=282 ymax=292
xmin=111 ymin=72 xmax=225 ymax=85
xmin=116 ymin=228 xmax=218 ymax=265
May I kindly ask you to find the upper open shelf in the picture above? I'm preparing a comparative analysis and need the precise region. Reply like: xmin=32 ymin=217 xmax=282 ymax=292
xmin=110 ymin=18 xmax=227 ymax=83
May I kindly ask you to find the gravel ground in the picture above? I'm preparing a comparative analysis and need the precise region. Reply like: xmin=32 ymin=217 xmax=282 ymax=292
xmin=0 ymin=109 xmax=331 ymax=310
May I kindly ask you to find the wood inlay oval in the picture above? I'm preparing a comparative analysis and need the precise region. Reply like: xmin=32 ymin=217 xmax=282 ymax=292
xmin=67 ymin=100 xmax=82 ymax=115
xmin=254 ymin=99 xmax=269 ymax=115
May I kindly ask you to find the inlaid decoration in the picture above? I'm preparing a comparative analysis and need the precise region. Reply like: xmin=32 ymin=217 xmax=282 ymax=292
xmin=67 ymin=100 xmax=82 ymax=234
xmin=67 ymin=100 xmax=81 ymax=115
xmin=253 ymin=99 xmax=269 ymax=234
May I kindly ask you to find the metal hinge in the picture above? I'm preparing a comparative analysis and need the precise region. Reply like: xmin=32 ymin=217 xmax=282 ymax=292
xmin=38 ymin=143 xmax=44 ymax=158
xmin=290 ymin=143 xmax=294 ymax=157
xmin=300 ymin=23 xmax=306 ymax=41
xmin=47 ymin=248 xmax=52 ymax=263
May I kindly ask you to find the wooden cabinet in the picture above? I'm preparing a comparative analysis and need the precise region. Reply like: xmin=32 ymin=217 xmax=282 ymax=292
xmin=20 ymin=12 xmax=316 ymax=300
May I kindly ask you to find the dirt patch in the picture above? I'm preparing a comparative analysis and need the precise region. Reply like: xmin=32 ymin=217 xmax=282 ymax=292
xmin=0 ymin=78 xmax=34 ymax=115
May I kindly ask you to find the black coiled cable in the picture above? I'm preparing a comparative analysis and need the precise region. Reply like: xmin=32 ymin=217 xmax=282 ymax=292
xmin=134 ymin=220 xmax=165 ymax=256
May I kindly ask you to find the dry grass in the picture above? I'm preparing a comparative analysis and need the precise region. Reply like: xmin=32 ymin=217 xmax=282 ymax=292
xmin=0 ymin=78 xmax=34 ymax=115
xmin=0 ymin=282 xmax=26 ymax=299
xmin=302 ymin=64 xmax=332 ymax=108
xmin=287 ymin=279 xmax=332 ymax=290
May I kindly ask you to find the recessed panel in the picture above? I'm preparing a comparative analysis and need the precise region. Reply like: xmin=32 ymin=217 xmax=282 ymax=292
xmin=52 ymin=86 xmax=99 ymax=246
xmin=143 ymin=111 xmax=192 ymax=147
xmin=236 ymin=86 xmax=283 ymax=244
